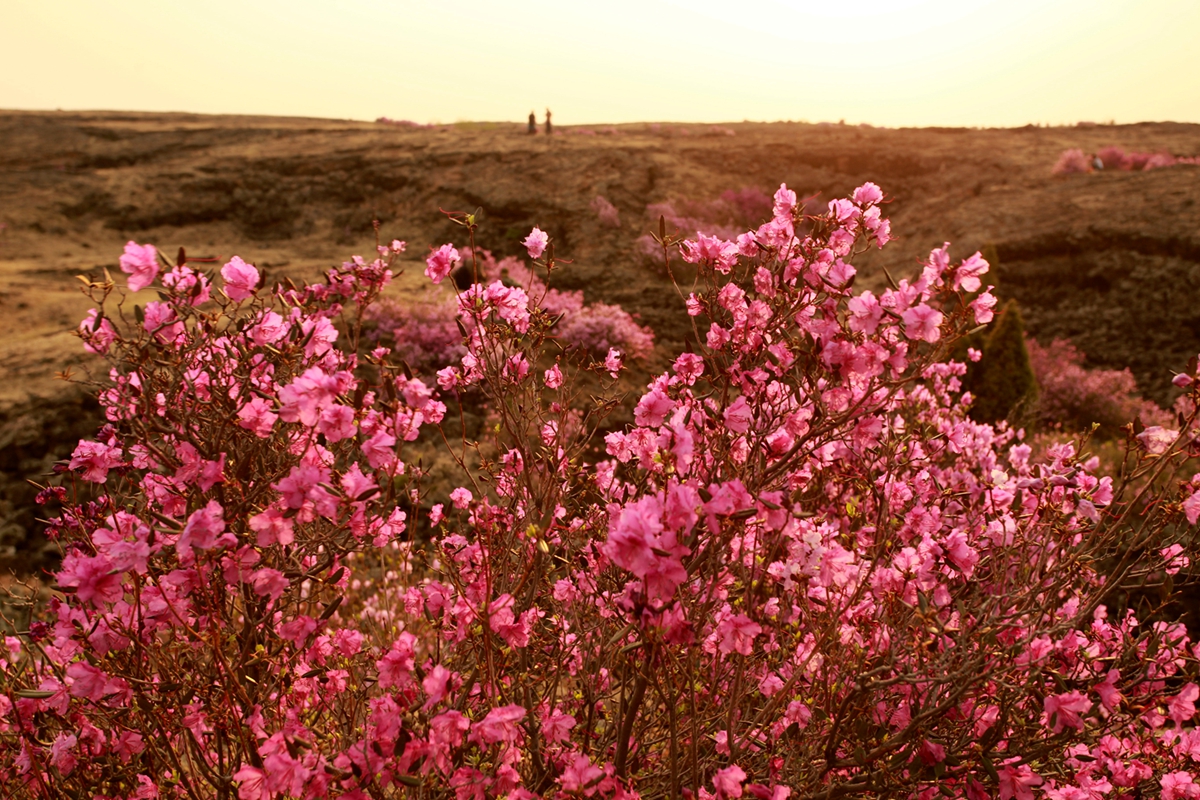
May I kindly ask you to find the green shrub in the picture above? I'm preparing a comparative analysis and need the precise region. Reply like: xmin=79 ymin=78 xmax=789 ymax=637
xmin=966 ymin=300 xmax=1038 ymax=425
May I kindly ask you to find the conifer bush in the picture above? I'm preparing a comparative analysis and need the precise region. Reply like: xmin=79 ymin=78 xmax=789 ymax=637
xmin=1 ymin=184 xmax=1199 ymax=800
xmin=964 ymin=300 xmax=1038 ymax=425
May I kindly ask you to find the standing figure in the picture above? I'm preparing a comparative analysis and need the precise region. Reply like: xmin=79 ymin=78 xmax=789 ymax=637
xmin=545 ymin=108 xmax=553 ymax=136
xmin=528 ymin=110 xmax=536 ymax=135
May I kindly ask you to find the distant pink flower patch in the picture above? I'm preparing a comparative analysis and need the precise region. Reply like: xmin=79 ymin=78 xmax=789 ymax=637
xmin=220 ymin=256 xmax=260 ymax=301
xmin=591 ymin=195 xmax=621 ymax=228
xmin=119 ymin=241 xmax=158 ymax=292
xmin=1052 ymin=148 xmax=1092 ymax=175
xmin=523 ymin=227 xmax=549 ymax=259
xmin=425 ymin=243 xmax=461 ymax=284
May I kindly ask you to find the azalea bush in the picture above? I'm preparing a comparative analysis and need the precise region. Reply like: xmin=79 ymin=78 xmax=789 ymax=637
xmin=1054 ymin=146 xmax=1200 ymax=174
xmin=3 ymin=183 xmax=1200 ymax=800
xmin=1026 ymin=337 xmax=1170 ymax=437
xmin=365 ymin=245 xmax=654 ymax=367
xmin=635 ymin=188 xmax=777 ymax=265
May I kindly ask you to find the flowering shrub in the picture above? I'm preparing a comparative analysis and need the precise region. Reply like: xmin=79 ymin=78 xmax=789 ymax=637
xmin=590 ymin=196 xmax=621 ymax=229
xmin=1027 ymin=336 xmax=1170 ymax=436
xmin=367 ymin=246 xmax=654 ymax=366
xmin=1056 ymin=145 xmax=1200 ymax=174
xmin=364 ymin=292 xmax=467 ymax=377
xmin=1052 ymin=149 xmax=1092 ymax=175
xmin=3 ymin=183 xmax=1200 ymax=800
xmin=636 ymin=188 xmax=777 ymax=267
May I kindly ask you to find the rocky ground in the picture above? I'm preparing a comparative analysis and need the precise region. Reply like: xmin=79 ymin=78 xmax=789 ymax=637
xmin=3 ymin=110 xmax=1199 ymax=572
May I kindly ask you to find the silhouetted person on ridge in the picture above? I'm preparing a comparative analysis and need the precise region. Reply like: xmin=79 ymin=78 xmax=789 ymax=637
xmin=545 ymin=109 xmax=552 ymax=136
xmin=528 ymin=111 xmax=536 ymax=135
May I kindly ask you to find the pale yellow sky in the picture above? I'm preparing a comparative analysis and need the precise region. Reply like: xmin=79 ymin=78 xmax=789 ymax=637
xmin=3 ymin=0 xmax=1197 ymax=127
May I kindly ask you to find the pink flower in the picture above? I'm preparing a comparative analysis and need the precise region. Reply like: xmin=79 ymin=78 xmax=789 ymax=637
xmin=249 ymin=506 xmax=294 ymax=547
xmin=605 ymin=348 xmax=623 ymax=378
xmin=724 ymin=396 xmax=753 ymax=434
xmin=119 ymin=241 xmax=158 ymax=292
xmin=971 ymin=290 xmax=997 ymax=324
xmin=713 ymin=765 xmax=747 ymax=799
xmin=544 ymin=364 xmax=564 ymax=388
xmin=376 ymin=632 xmax=417 ymax=690
xmin=79 ymin=308 xmax=117 ymax=354
xmin=847 ymin=291 xmax=883 ymax=334
xmin=1093 ymin=668 xmax=1122 ymax=711
xmin=681 ymin=233 xmax=739 ymax=274
xmin=1137 ymin=426 xmax=1178 ymax=455
xmin=1185 ymin=489 xmax=1200 ymax=525
xmin=1044 ymin=691 xmax=1092 ymax=733
xmin=716 ymin=613 xmax=762 ymax=656
xmin=953 ymin=252 xmax=989 ymax=293
xmin=66 ymin=661 xmax=111 ymax=701
xmin=901 ymin=303 xmax=944 ymax=343
xmin=523 ymin=227 xmax=549 ymax=259
xmin=541 ymin=708 xmax=576 ymax=744
xmin=1169 ymin=684 xmax=1199 ymax=727
xmin=561 ymin=752 xmax=605 ymax=796
xmin=470 ymin=704 xmax=526 ymax=746
xmin=318 ymin=404 xmax=356 ymax=442
xmin=49 ymin=731 xmax=78 ymax=775
xmin=237 ymin=398 xmax=278 ymax=438
xmin=773 ymin=183 xmax=798 ymax=217
xmin=673 ymin=352 xmax=705 ymax=384
xmin=250 ymin=568 xmax=289 ymax=602
xmin=423 ymin=664 xmax=453 ymax=708
xmin=361 ymin=434 xmax=399 ymax=478
xmin=58 ymin=552 xmax=123 ymax=607
xmin=635 ymin=388 xmax=676 ymax=428
xmin=233 ymin=765 xmax=268 ymax=800
xmin=177 ymin=500 xmax=228 ymax=564
xmin=70 ymin=440 xmax=124 ymax=483
xmin=449 ymin=487 xmax=473 ymax=509
xmin=851 ymin=182 xmax=883 ymax=206
xmin=221 ymin=256 xmax=260 ymax=301
xmin=425 ymin=243 xmax=461 ymax=284
xmin=1162 ymin=772 xmax=1200 ymax=800
xmin=998 ymin=764 xmax=1044 ymax=800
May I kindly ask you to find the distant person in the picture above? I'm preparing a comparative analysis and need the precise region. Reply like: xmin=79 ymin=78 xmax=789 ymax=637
xmin=528 ymin=111 xmax=536 ymax=135
xmin=1092 ymin=153 xmax=1104 ymax=170
xmin=545 ymin=109 xmax=553 ymax=136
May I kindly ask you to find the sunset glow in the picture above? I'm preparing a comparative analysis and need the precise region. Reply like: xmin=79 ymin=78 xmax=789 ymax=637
xmin=2 ymin=0 xmax=1197 ymax=126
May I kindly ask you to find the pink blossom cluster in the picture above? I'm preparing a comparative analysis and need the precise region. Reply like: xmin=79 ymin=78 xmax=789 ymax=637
xmin=3 ymin=183 xmax=1199 ymax=800
xmin=591 ymin=196 xmax=621 ymax=229
xmin=1026 ymin=337 xmax=1170 ymax=434
xmin=1054 ymin=146 xmax=1200 ymax=174
xmin=368 ymin=246 xmax=655 ymax=369
xmin=363 ymin=294 xmax=468 ymax=376
xmin=636 ymin=187 xmax=778 ymax=265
